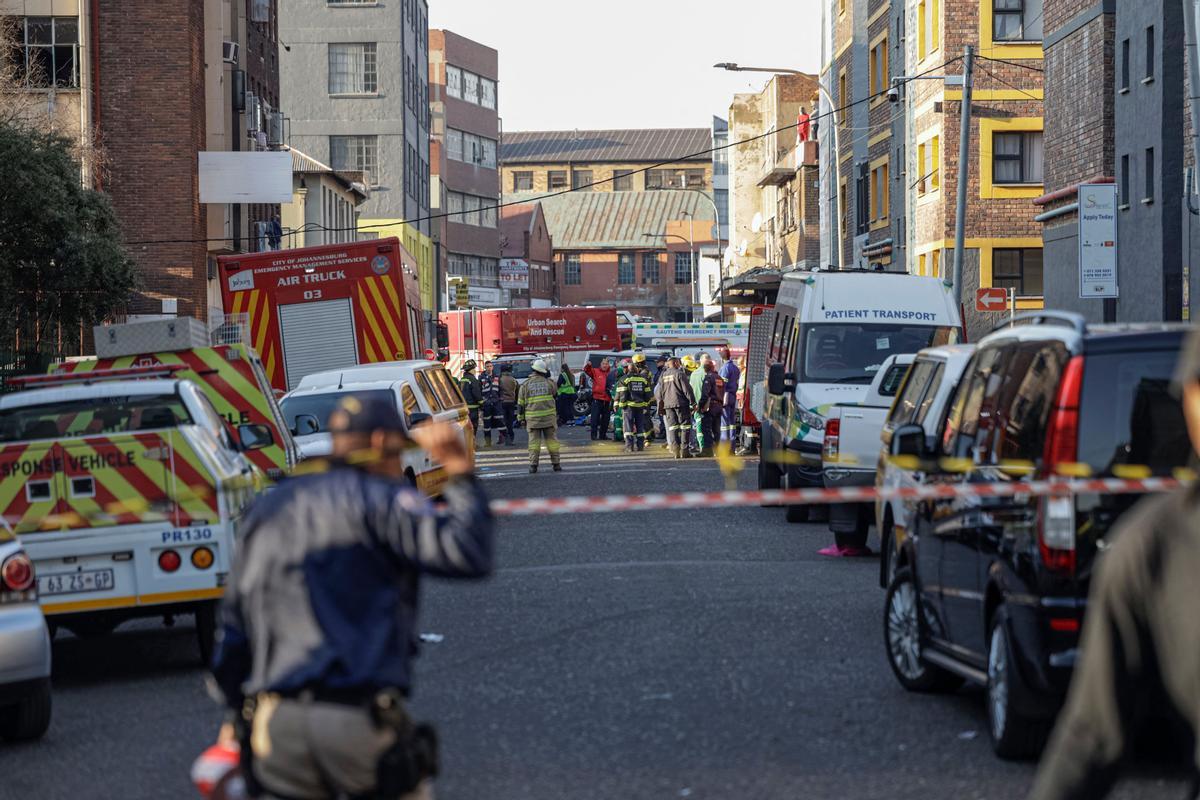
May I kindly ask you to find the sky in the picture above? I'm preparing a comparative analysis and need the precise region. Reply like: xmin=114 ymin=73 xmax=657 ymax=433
xmin=430 ymin=0 xmax=823 ymax=132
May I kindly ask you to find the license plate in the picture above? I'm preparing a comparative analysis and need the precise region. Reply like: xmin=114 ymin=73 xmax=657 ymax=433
xmin=38 ymin=569 xmax=115 ymax=597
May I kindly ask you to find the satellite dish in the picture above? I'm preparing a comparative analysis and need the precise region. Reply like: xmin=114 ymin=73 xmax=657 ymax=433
xmin=737 ymin=239 xmax=749 ymax=257
xmin=751 ymin=212 xmax=763 ymax=234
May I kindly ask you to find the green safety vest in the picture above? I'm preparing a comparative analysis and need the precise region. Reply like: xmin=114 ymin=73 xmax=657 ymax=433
xmin=518 ymin=375 xmax=558 ymax=429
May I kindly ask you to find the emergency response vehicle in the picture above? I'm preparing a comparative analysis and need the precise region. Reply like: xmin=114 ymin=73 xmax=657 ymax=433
xmin=632 ymin=322 xmax=750 ymax=350
xmin=0 ymin=368 xmax=271 ymax=661
xmin=740 ymin=304 xmax=775 ymax=454
xmin=439 ymin=307 xmax=620 ymax=375
xmin=218 ymin=238 xmax=426 ymax=393
xmin=757 ymin=270 xmax=962 ymax=521
xmin=53 ymin=319 xmax=298 ymax=482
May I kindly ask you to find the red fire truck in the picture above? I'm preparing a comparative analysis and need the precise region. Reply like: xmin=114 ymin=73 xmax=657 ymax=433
xmin=218 ymin=238 xmax=425 ymax=393
xmin=439 ymin=307 xmax=620 ymax=370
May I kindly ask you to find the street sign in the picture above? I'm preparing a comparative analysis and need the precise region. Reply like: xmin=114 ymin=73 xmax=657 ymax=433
xmin=1079 ymin=183 xmax=1118 ymax=298
xmin=975 ymin=287 xmax=1009 ymax=313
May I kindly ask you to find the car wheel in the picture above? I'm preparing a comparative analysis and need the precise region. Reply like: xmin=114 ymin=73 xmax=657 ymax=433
xmin=879 ymin=517 xmax=897 ymax=589
xmin=574 ymin=397 xmax=590 ymax=416
xmin=195 ymin=601 xmax=218 ymax=668
xmin=884 ymin=568 xmax=963 ymax=693
xmin=0 ymin=679 xmax=51 ymax=741
xmin=987 ymin=607 xmax=1050 ymax=759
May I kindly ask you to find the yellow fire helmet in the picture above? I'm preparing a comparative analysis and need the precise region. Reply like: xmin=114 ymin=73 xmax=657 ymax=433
xmin=631 ymin=353 xmax=647 ymax=364
xmin=681 ymin=355 xmax=697 ymax=370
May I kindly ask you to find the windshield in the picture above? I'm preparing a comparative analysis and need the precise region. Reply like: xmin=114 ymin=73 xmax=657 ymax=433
xmin=496 ymin=360 xmax=535 ymax=380
xmin=280 ymin=389 xmax=395 ymax=436
xmin=0 ymin=394 xmax=193 ymax=442
xmin=799 ymin=324 xmax=958 ymax=384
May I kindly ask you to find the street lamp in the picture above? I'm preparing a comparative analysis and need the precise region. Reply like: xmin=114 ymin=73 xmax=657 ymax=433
xmin=643 ymin=232 xmax=697 ymax=321
xmin=713 ymin=62 xmax=845 ymax=272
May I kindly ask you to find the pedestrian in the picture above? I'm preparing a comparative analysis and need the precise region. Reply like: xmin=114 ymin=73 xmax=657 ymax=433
xmin=518 ymin=359 xmax=562 ymax=473
xmin=583 ymin=357 xmax=612 ymax=441
xmin=458 ymin=360 xmax=483 ymax=441
xmin=479 ymin=361 xmax=504 ymax=447
xmin=209 ymin=395 xmax=492 ymax=800
xmin=1028 ymin=328 xmax=1200 ymax=800
xmin=717 ymin=346 xmax=741 ymax=444
xmin=498 ymin=363 xmax=519 ymax=447
xmin=655 ymin=357 xmax=695 ymax=459
xmin=614 ymin=353 xmax=653 ymax=452
xmin=556 ymin=364 xmax=577 ymax=425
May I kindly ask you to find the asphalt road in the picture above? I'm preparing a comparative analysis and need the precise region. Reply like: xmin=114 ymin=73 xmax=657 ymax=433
xmin=0 ymin=426 xmax=1190 ymax=799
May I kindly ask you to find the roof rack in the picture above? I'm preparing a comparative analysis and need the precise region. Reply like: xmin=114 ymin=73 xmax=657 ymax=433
xmin=989 ymin=311 xmax=1087 ymax=335
xmin=10 ymin=364 xmax=186 ymax=388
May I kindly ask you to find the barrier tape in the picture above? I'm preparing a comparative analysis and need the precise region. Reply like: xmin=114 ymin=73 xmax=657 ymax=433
xmin=488 ymin=476 xmax=1185 ymax=517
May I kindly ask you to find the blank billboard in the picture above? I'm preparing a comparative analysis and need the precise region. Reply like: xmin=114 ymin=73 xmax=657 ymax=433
xmin=199 ymin=151 xmax=293 ymax=204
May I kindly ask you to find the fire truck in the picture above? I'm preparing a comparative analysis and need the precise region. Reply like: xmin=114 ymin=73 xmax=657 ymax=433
xmin=439 ymin=307 xmax=620 ymax=374
xmin=218 ymin=238 xmax=425 ymax=393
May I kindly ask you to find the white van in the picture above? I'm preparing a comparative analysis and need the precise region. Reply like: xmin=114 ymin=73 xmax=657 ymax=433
xmin=756 ymin=271 xmax=962 ymax=521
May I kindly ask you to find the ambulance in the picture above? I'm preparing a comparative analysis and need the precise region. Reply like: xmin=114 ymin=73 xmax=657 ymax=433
xmin=0 ymin=367 xmax=270 ymax=660
xmin=218 ymin=238 xmax=426 ymax=394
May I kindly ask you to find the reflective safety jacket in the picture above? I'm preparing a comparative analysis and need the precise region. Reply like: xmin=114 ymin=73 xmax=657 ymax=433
xmin=459 ymin=373 xmax=483 ymax=409
xmin=557 ymin=371 xmax=576 ymax=396
xmin=480 ymin=373 xmax=500 ymax=404
xmin=655 ymin=367 xmax=695 ymax=410
xmin=517 ymin=375 xmax=558 ymax=430
xmin=615 ymin=368 xmax=653 ymax=409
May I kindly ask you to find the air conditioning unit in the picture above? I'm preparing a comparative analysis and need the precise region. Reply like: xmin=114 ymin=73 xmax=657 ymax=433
xmin=267 ymin=111 xmax=285 ymax=148
xmin=223 ymin=41 xmax=239 ymax=65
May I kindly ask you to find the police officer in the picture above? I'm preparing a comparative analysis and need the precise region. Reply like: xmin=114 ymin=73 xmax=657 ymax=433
xmin=458 ymin=360 xmax=483 ymax=439
xmin=654 ymin=357 xmax=695 ymax=459
xmin=517 ymin=359 xmax=562 ymax=473
xmin=210 ymin=394 xmax=493 ymax=800
xmin=615 ymin=353 xmax=653 ymax=452
xmin=1029 ymin=328 xmax=1200 ymax=800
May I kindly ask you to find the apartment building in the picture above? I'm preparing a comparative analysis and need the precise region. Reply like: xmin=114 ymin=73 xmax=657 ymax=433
xmin=429 ymin=30 xmax=501 ymax=308
xmin=280 ymin=148 xmax=369 ymax=250
xmin=280 ymin=0 xmax=434 ymax=311
xmin=499 ymin=202 xmax=555 ymax=308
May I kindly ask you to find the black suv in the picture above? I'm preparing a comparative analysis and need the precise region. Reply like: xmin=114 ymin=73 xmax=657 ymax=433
xmin=882 ymin=313 xmax=1191 ymax=758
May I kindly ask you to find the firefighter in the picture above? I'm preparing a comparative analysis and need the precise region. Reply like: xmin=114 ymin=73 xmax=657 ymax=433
xmin=209 ymin=395 xmax=492 ymax=800
xmin=650 ymin=354 xmax=669 ymax=443
xmin=614 ymin=354 xmax=653 ymax=453
xmin=699 ymin=356 xmax=723 ymax=456
xmin=610 ymin=359 xmax=630 ymax=443
xmin=655 ymin=357 xmax=695 ymax=459
xmin=717 ymin=345 xmax=741 ymax=443
xmin=459 ymin=360 xmax=483 ymax=439
xmin=681 ymin=356 xmax=700 ymax=454
xmin=517 ymin=359 xmax=562 ymax=473
xmin=479 ymin=361 xmax=504 ymax=447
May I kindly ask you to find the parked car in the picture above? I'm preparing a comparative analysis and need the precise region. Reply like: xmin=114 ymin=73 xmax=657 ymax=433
xmin=0 ymin=537 xmax=52 ymax=741
xmin=821 ymin=354 xmax=914 ymax=550
xmin=882 ymin=314 xmax=1192 ymax=759
xmin=875 ymin=344 xmax=976 ymax=586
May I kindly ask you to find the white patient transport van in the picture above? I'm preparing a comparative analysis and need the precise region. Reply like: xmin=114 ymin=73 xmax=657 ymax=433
xmin=756 ymin=271 xmax=961 ymax=519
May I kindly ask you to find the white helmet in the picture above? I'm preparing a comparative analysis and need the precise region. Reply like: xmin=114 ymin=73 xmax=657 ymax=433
xmin=531 ymin=359 xmax=550 ymax=376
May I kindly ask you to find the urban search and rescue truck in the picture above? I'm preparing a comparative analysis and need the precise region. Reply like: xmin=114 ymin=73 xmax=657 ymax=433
xmin=757 ymin=270 xmax=962 ymax=521
xmin=439 ymin=307 xmax=620 ymax=374
xmin=218 ymin=238 xmax=426 ymax=394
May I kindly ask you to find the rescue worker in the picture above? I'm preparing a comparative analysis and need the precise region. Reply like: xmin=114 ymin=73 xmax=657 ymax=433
xmin=614 ymin=353 xmax=653 ymax=452
xmin=610 ymin=360 xmax=630 ymax=442
xmin=556 ymin=364 xmax=577 ymax=425
xmin=681 ymin=356 xmax=701 ymax=454
xmin=210 ymin=395 xmax=492 ymax=800
xmin=717 ymin=346 xmax=741 ymax=443
xmin=458 ymin=360 xmax=483 ymax=440
xmin=582 ymin=358 xmax=612 ymax=441
xmin=650 ymin=354 xmax=669 ymax=443
xmin=655 ymin=357 xmax=695 ymax=459
xmin=479 ymin=361 xmax=504 ymax=448
xmin=517 ymin=359 xmax=562 ymax=473
xmin=689 ymin=354 xmax=711 ymax=454
xmin=1029 ymin=329 xmax=1200 ymax=800
xmin=498 ymin=363 xmax=519 ymax=447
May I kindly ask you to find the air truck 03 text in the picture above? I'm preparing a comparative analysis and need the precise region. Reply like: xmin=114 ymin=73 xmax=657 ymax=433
xmin=219 ymin=238 xmax=426 ymax=393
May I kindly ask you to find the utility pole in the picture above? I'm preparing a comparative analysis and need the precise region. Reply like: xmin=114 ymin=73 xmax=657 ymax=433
xmin=951 ymin=45 xmax=975 ymax=304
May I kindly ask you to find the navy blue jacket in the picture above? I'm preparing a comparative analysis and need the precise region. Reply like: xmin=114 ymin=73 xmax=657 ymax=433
xmin=211 ymin=466 xmax=493 ymax=710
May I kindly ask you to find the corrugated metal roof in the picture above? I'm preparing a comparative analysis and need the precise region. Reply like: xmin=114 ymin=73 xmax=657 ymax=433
xmin=286 ymin=147 xmax=369 ymax=198
xmin=508 ymin=191 xmax=715 ymax=250
xmin=501 ymin=128 xmax=711 ymax=165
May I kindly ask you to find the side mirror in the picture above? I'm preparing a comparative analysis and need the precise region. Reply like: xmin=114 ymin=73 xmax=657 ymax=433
xmin=407 ymin=412 xmax=432 ymax=428
xmin=293 ymin=414 xmax=320 ymax=436
xmin=436 ymin=322 xmax=450 ymax=349
xmin=768 ymin=363 xmax=786 ymax=396
xmin=238 ymin=423 xmax=275 ymax=452
xmin=890 ymin=423 xmax=927 ymax=459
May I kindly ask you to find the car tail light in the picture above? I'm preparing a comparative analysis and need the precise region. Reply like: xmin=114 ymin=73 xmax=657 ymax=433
xmin=1049 ymin=617 xmax=1080 ymax=633
xmin=1 ymin=552 xmax=34 ymax=592
xmin=823 ymin=418 xmax=841 ymax=462
xmin=191 ymin=547 xmax=214 ymax=570
xmin=1038 ymin=356 xmax=1084 ymax=574
xmin=158 ymin=549 xmax=182 ymax=573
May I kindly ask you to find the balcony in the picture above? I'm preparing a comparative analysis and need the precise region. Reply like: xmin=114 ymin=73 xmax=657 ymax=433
xmin=758 ymin=145 xmax=794 ymax=187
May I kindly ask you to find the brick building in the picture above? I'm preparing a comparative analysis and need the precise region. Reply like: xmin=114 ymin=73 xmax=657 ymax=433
xmin=429 ymin=30 xmax=501 ymax=309
xmin=499 ymin=202 xmax=554 ymax=308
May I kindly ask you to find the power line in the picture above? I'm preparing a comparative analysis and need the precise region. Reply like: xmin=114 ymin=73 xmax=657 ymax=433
xmin=127 ymin=55 xmax=965 ymax=247
xmin=977 ymin=54 xmax=1044 ymax=74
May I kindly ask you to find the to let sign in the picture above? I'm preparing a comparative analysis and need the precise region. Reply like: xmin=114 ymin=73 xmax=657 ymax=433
xmin=1078 ymin=183 xmax=1118 ymax=298
xmin=975 ymin=287 xmax=1009 ymax=313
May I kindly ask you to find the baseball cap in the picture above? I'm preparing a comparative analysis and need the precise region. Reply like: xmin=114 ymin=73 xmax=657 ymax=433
xmin=328 ymin=393 xmax=406 ymax=435
xmin=1173 ymin=327 xmax=1200 ymax=395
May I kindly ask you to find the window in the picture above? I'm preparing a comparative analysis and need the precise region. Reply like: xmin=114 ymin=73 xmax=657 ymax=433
xmin=686 ymin=169 xmax=707 ymax=188
xmin=13 ymin=17 xmax=79 ymax=88
xmin=917 ymin=135 xmax=941 ymax=194
xmin=328 ymin=43 xmax=377 ymax=94
xmin=888 ymin=360 xmax=938 ymax=427
xmin=931 ymin=249 xmax=941 ymax=279
xmin=479 ymin=199 xmax=497 ymax=228
xmin=992 ymin=131 xmax=1043 ymax=184
xmin=871 ymin=161 xmax=889 ymax=222
xmin=869 ymin=36 xmax=889 ymax=98
xmin=1120 ymin=154 xmax=1130 ymax=207
xmin=1144 ymin=147 xmax=1155 ymax=202
xmin=329 ymin=136 xmax=378 ymax=183
xmin=992 ymin=248 xmax=1043 ymax=297
xmin=993 ymin=0 xmax=1043 ymax=42
xmin=572 ymin=170 xmax=593 ymax=191
xmin=802 ymin=325 xmax=957 ymax=385
xmin=513 ymin=171 xmax=533 ymax=192
xmin=481 ymin=139 xmax=497 ymax=169
xmin=446 ymin=65 xmax=462 ymax=99
xmin=462 ymin=70 xmax=479 ymax=104
xmin=839 ymin=0 xmax=845 ymax=13
xmin=618 ymin=254 xmax=635 ymax=284
xmin=479 ymin=77 xmax=497 ymax=109
xmin=1146 ymin=26 xmax=1155 ymax=81
xmin=446 ymin=128 xmax=463 ymax=162
xmin=674 ymin=252 xmax=693 ymax=285
xmin=548 ymin=170 xmax=568 ymax=190
xmin=855 ymin=162 xmax=870 ymax=235
xmin=565 ymin=254 xmax=582 ymax=285
xmin=1120 ymin=38 xmax=1130 ymax=91
xmin=642 ymin=253 xmax=659 ymax=284
xmin=613 ymin=170 xmax=634 ymax=191
xmin=838 ymin=69 xmax=848 ymax=112
xmin=917 ymin=0 xmax=939 ymax=59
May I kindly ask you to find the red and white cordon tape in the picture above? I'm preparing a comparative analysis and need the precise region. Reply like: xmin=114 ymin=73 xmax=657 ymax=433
xmin=488 ymin=476 xmax=1184 ymax=517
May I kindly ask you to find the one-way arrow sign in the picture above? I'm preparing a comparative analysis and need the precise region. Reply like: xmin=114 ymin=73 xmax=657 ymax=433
xmin=975 ymin=287 xmax=1010 ymax=313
